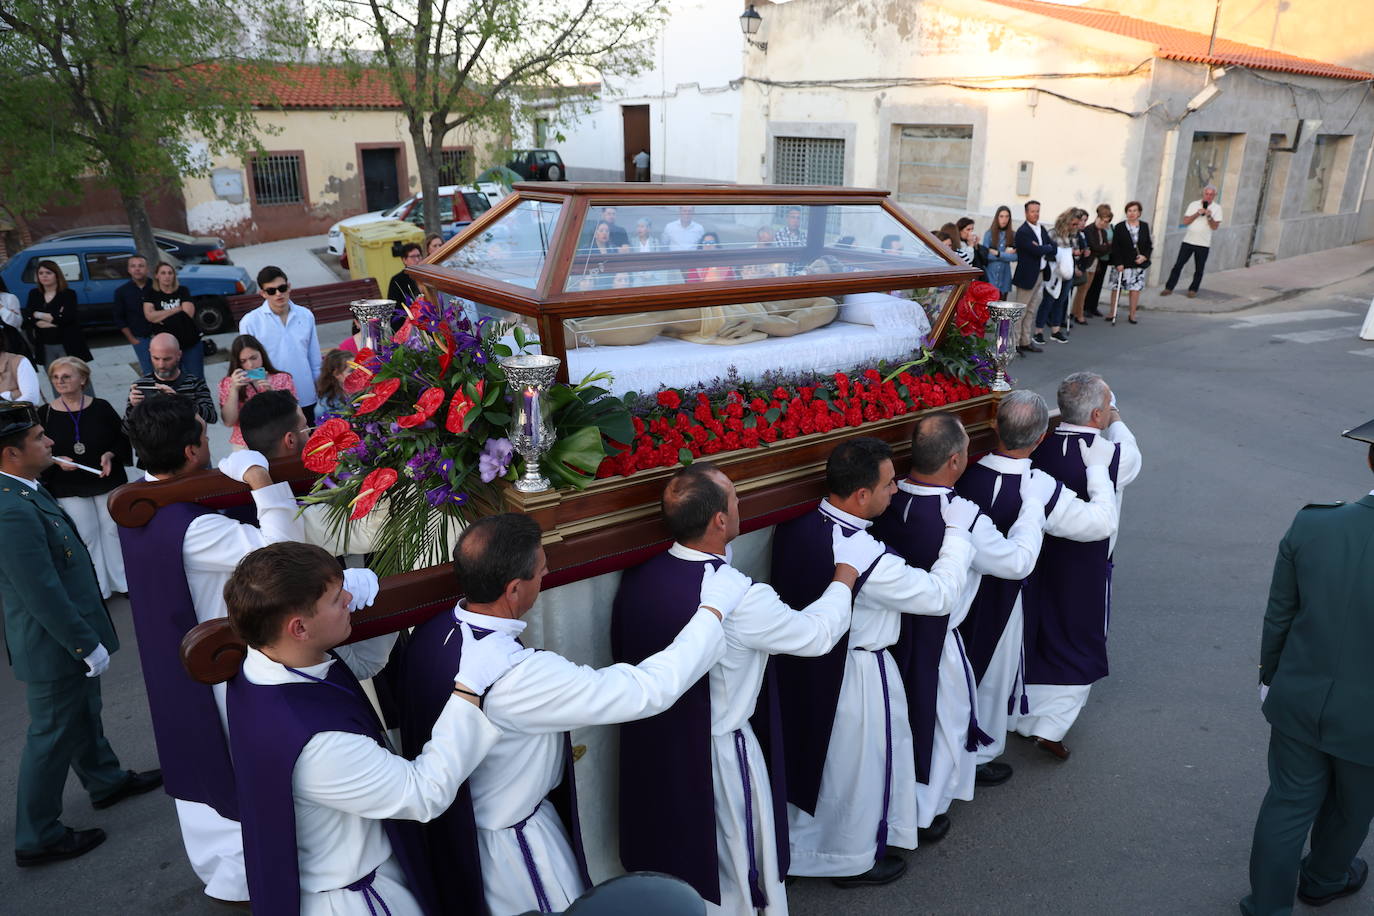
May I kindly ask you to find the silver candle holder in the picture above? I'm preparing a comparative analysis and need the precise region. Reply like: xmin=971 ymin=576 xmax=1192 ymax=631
xmin=987 ymin=300 xmax=1027 ymax=393
xmin=349 ymin=298 xmax=397 ymax=351
xmin=499 ymin=354 xmax=562 ymax=493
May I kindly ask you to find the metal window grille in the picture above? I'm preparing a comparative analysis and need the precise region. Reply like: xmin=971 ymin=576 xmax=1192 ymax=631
xmin=773 ymin=136 xmax=845 ymax=186
xmin=895 ymin=125 xmax=973 ymax=205
xmin=251 ymin=153 xmax=303 ymax=205
xmin=439 ymin=149 xmax=472 ymax=185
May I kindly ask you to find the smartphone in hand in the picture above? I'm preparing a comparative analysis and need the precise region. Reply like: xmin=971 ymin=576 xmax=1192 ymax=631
xmin=245 ymin=368 xmax=268 ymax=381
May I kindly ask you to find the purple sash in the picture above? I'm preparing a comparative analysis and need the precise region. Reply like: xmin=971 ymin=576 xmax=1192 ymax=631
xmin=226 ymin=653 xmax=439 ymax=916
xmin=118 ymin=501 xmax=237 ymax=820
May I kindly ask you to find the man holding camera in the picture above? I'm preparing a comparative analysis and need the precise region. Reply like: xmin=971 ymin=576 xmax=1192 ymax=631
xmin=125 ymin=332 xmax=217 ymax=425
xmin=1161 ymin=184 xmax=1222 ymax=299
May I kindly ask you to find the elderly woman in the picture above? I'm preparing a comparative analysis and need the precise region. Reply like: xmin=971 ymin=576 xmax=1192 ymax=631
xmin=1110 ymin=200 xmax=1153 ymax=324
xmin=38 ymin=356 xmax=131 ymax=598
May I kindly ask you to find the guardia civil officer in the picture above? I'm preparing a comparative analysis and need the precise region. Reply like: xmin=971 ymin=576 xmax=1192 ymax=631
xmin=1241 ymin=417 xmax=1374 ymax=914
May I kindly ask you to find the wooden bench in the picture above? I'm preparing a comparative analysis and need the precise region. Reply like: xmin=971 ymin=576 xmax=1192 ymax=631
xmin=227 ymin=277 xmax=381 ymax=326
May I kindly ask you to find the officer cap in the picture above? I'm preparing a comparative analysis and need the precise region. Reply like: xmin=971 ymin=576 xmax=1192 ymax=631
xmin=0 ymin=402 xmax=39 ymax=439
xmin=1341 ymin=417 xmax=1374 ymax=446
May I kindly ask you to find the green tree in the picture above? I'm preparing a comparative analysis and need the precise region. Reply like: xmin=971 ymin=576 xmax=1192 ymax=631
xmin=0 ymin=0 xmax=309 ymax=260
xmin=320 ymin=0 xmax=664 ymax=236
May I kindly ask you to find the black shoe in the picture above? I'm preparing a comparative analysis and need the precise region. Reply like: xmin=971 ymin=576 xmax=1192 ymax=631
xmin=1085 ymin=308 xmax=1103 ymax=317
xmin=1051 ymin=330 xmax=1070 ymax=344
xmin=1015 ymin=345 xmax=1029 ymax=354
xmin=975 ymin=761 xmax=1014 ymax=786
xmin=15 ymin=827 xmax=106 ymax=867
xmin=91 ymin=769 xmax=163 ymax=810
xmin=1298 ymin=857 xmax=1368 ymax=906
xmin=830 ymin=853 xmax=907 ymax=888
xmin=1032 ymin=332 xmax=1046 ymax=345
xmin=1024 ymin=341 xmax=1044 ymax=353
xmin=917 ymin=813 xmax=951 ymax=844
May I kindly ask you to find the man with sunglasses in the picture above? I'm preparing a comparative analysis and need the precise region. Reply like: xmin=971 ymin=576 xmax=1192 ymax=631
xmin=0 ymin=402 xmax=162 ymax=867
xmin=239 ymin=266 xmax=322 ymax=423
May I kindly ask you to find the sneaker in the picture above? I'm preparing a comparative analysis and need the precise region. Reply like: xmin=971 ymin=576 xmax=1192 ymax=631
xmin=1032 ymin=332 xmax=1046 ymax=345
xmin=1052 ymin=330 xmax=1070 ymax=344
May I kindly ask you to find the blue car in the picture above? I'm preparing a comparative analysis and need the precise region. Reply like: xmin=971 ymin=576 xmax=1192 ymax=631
xmin=1 ymin=238 xmax=256 ymax=336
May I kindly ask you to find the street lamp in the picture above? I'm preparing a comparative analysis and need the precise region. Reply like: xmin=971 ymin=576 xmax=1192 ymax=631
xmin=739 ymin=4 xmax=768 ymax=52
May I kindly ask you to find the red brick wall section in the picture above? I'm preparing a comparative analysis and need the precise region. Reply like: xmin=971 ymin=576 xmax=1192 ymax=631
xmin=27 ymin=177 xmax=189 ymax=239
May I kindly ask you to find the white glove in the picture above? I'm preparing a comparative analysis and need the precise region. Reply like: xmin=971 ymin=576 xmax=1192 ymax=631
xmin=84 ymin=643 xmax=110 ymax=678
xmin=831 ymin=524 xmax=884 ymax=572
xmin=1079 ymin=435 xmax=1115 ymax=469
xmin=453 ymin=622 xmax=525 ymax=695
xmin=1259 ymin=684 xmax=1269 ymax=704
xmin=217 ymin=449 xmax=269 ymax=484
xmin=1109 ymin=391 xmax=1117 ymax=410
xmin=1021 ymin=469 xmax=1058 ymax=506
xmin=698 ymin=563 xmax=752 ymax=621
xmin=342 ymin=568 xmax=380 ymax=611
xmin=941 ymin=494 xmax=980 ymax=533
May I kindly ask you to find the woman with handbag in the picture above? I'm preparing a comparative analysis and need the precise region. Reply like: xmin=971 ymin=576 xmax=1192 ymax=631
xmin=1109 ymin=201 xmax=1153 ymax=325
xmin=1032 ymin=208 xmax=1080 ymax=346
xmin=142 ymin=261 xmax=206 ymax=377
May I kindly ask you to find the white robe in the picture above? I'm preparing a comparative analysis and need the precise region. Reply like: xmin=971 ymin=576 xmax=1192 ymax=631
xmin=140 ymin=474 xmax=306 ymax=902
xmin=965 ymin=455 xmax=1119 ymax=761
xmin=669 ymin=543 xmax=852 ymax=916
xmin=456 ymin=604 xmax=726 ymax=915
xmin=1016 ymin=420 xmax=1141 ymax=741
xmin=240 ymin=638 xmax=500 ymax=916
xmin=787 ymin=500 xmax=975 ymax=877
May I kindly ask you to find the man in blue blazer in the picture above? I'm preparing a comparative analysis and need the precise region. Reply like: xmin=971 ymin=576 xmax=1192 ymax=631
xmin=0 ymin=403 xmax=160 ymax=867
xmin=1010 ymin=200 xmax=1056 ymax=354
xmin=1241 ymin=417 xmax=1374 ymax=914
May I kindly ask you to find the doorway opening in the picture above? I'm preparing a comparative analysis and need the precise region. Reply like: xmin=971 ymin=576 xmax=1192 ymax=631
xmin=622 ymin=105 xmax=650 ymax=181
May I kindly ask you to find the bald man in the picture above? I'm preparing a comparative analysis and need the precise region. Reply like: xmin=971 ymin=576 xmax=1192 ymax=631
xmin=125 ymin=333 xmax=217 ymax=425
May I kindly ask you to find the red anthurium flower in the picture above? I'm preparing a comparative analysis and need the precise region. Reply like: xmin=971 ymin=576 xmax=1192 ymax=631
xmin=355 ymin=378 xmax=402 ymax=416
xmin=350 ymin=468 xmax=398 ymax=520
xmin=343 ymin=368 xmax=372 ymax=394
xmin=446 ymin=388 xmax=475 ymax=433
xmin=392 ymin=321 xmax=414 ymax=345
xmin=395 ymin=386 xmax=446 ymax=428
xmin=302 ymin=419 xmax=360 ymax=474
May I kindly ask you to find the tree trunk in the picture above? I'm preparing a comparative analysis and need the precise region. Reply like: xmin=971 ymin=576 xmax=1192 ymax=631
xmin=121 ymin=192 xmax=160 ymax=264
xmin=410 ymin=120 xmax=444 ymax=238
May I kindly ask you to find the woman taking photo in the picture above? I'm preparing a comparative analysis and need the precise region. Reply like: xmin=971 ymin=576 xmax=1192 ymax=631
xmin=982 ymin=206 xmax=1018 ymax=298
xmin=218 ymin=333 xmax=297 ymax=449
xmin=23 ymin=260 xmax=91 ymax=377
xmin=38 ymin=356 xmax=130 ymax=598
xmin=143 ymin=261 xmax=205 ymax=377
xmin=1110 ymin=200 xmax=1152 ymax=324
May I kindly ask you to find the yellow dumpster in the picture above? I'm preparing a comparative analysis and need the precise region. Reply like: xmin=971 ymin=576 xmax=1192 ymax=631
xmin=342 ymin=219 xmax=425 ymax=293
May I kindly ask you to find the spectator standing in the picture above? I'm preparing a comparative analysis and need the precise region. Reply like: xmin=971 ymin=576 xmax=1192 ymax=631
xmin=1032 ymin=209 xmax=1079 ymax=346
xmin=1110 ymin=201 xmax=1152 ymax=324
xmin=315 ymin=349 xmax=353 ymax=420
xmin=633 ymin=149 xmax=651 ymax=181
xmin=1080 ymin=205 xmax=1113 ymax=318
xmin=1162 ymin=185 xmax=1222 ymax=298
xmin=983 ymin=206 xmax=1018 ymax=297
xmin=23 ymin=260 xmax=91 ymax=376
xmin=662 ymin=206 xmax=706 ymax=251
xmin=113 ymin=255 xmax=155 ymax=376
xmin=388 ymin=243 xmax=423 ymax=305
xmin=774 ymin=207 xmax=806 ymax=248
xmin=126 ymin=333 xmax=217 ymax=425
xmin=0 ymin=324 xmax=40 ymax=405
xmin=1010 ymin=202 xmax=1056 ymax=353
xmin=142 ymin=262 xmax=204 ymax=381
xmin=425 ymin=232 xmax=444 ymax=258
xmin=38 ymin=357 xmax=130 ymax=598
xmin=0 ymin=402 xmax=161 ymax=868
xmin=239 ymin=266 xmax=322 ymax=423
xmin=0 ymin=278 xmax=32 ymax=361
xmin=957 ymin=217 xmax=986 ymax=272
xmin=599 ymin=207 xmax=630 ymax=249
xmin=217 ymin=334 xmax=297 ymax=450
xmin=1068 ymin=208 xmax=1094 ymax=325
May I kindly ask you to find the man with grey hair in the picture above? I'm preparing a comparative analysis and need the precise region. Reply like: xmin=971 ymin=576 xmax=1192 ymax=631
xmin=955 ymin=390 xmax=1121 ymax=773
xmin=1162 ymin=184 xmax=1222 ymax=298
xmin=1016 ymin=373 xmax=1140 ymax=758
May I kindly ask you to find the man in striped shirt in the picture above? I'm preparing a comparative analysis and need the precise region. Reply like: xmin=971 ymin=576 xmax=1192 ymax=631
xmin=125 ymin=332 xmax=217 ymax=425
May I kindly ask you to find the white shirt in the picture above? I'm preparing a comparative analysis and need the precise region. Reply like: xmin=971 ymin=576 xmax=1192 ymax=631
xmin=1 ymin=357 xmax=39 ymax=404
xmin=239 ymin=302 xmax=322 ymax=407
xmin=457 ymin=603 xmax=724 ymax=829
xmin=975 ymin=453 xmax=1119 ymax=542
xmin=1182 ymin=200 xmax=1223 ymax=248
xmin=668 ymin=543 xmax=851 ymax=734
xmin=0 ymin=469 xmax=39 ymax=489
xmin=632 ymin=151 xmax=650 ymax=168
xmin=241 ymin=639 xmax=500 ymax=894
xmin=1046 ymin=421 xmax=1140 ymax=553
xmin=661 ymin=220 xmax=706 ymax=252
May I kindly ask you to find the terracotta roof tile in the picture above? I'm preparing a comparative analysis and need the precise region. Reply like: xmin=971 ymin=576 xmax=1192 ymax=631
xmin=985 ymin=0 xmax=1373 ymax=81
xmin=246 ymin=64 xmax=406 ymax=109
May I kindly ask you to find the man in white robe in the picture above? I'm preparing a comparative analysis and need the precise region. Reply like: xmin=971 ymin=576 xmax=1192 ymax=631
xmin=399 ymin=512 xmax=749 ymax=915
xmin=612 ymin=461 xmax=884 ymax=915
xmin=222 ymin=540 xmax=522 ymax=914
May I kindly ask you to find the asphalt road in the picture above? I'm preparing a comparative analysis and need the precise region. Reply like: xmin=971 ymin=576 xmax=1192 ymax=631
xmin=3 ymin=281 xmax=1373 ymax=913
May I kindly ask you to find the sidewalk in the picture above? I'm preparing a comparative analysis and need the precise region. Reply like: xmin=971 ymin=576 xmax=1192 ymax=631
xmin=1146 ymin=240 xmax=1374 ymax=314
xmin=227 ymin=233 xmax=346 ymax=287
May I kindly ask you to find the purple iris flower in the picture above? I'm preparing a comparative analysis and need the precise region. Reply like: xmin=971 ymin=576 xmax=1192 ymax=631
xmin=478 ymin=438 xmax=514 ymax=483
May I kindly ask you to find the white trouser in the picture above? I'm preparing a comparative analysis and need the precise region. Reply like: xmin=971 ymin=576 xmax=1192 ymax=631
xmin=174 ymin=799 xmax=248 ymax=902
xmin=58 ymin=493 xmax=127 ymax=597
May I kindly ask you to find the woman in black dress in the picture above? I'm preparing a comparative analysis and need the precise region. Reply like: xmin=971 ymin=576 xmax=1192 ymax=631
xmin=38 ymin=356 xmax=131 ymax=598
xmin=23 ymin=259 xmax=91 ymax=378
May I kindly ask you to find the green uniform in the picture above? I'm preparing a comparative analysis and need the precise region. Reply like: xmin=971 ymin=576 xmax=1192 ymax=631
xmin=0 ymin=474 xmax=129 ymax=852
xmin=1242 ymin=495 xmax=1374 ymax=916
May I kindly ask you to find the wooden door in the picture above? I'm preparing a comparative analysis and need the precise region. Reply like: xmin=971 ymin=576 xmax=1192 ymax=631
xmin=622 ymin=105 xmax=650 ymax=181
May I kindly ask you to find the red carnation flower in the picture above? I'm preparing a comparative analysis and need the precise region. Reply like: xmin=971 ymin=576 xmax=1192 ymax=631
xmin=657 ymin=390 xmax=681 ymax=410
